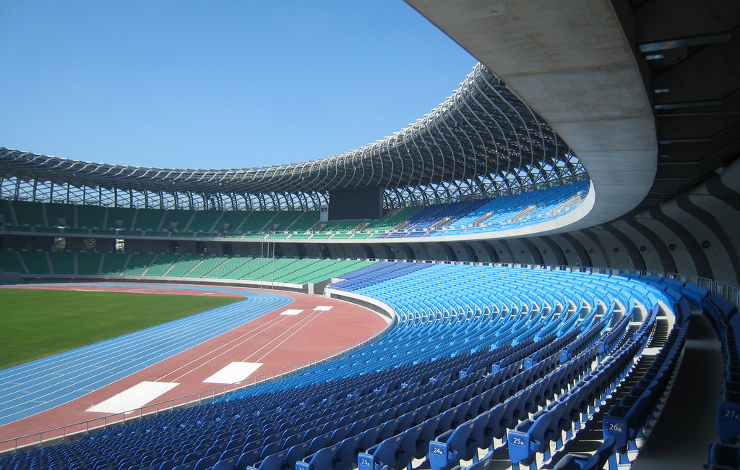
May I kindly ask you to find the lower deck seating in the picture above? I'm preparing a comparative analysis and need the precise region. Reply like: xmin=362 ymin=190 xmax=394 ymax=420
xmin=0 ymin=265 xmax=724 ymax=470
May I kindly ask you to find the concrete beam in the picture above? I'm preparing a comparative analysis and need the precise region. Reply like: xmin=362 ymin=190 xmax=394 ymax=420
xmin=406 ymin=0 xmax=657 ymax=229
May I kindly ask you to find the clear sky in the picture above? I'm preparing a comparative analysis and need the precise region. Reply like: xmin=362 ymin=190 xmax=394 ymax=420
xmin=0 ymin=1 xmax=477 ymax=170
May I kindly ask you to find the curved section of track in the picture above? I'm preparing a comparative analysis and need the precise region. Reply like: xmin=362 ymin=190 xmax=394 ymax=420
xmin=0 ymin=283 xmax=389 ymax=448
xmin=0 ymin=284 xmax=292 ymax=427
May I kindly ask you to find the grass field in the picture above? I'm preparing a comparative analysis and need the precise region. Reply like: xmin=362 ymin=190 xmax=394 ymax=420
xmin=0 ymin=289 xmax=242 ymax=371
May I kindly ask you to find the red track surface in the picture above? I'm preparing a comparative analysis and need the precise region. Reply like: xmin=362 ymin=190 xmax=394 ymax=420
xmin=0 ymin=285 xmax=389 ymax=449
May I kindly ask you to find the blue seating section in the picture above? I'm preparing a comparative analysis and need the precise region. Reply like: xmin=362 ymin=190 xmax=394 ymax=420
xmin=0 ymin=264 xmax=713 ymax=470
xmin=431 ymin=180 xmax=590 ymax=236
xmin=549 ymin=274 xmax=706 ymax=470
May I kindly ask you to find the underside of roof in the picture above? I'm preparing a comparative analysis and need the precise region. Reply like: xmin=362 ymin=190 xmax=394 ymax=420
xmin=0 ymin=65 xmax=586 ymax=211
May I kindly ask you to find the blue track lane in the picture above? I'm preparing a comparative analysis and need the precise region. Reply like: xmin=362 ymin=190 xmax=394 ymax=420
xmin=0 ymin=283 xmax=293 ymax=427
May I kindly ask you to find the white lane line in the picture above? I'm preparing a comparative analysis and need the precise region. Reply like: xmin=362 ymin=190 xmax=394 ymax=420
xmin=162 ymin=314 xmax=291 ymax=382
xmin=203 ymin=362 xmax=262 ymax=384
xmin=242 ymin=309 xmax=323 ymax=362
xmin=252 ymin=307 xmax=330 ymax=362
xmin=86 ymin=381 xmax=179 ymax=414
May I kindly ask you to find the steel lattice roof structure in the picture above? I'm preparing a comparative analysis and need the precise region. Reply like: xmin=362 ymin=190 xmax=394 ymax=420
xmin=0 ymin=64 xmax=586 ymax=211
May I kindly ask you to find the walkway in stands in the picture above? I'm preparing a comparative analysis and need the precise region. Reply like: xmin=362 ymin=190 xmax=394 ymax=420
xmin=630 ymin=310 xmax=722 ymax=469
xmin=0 ymin=284 xmax=389 ymax=448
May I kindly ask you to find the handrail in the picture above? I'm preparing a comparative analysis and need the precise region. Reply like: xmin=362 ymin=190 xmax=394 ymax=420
xmin=0 ymin=297 xmax=397 ymax=454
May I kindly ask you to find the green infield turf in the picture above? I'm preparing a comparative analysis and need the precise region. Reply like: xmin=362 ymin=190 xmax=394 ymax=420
xmin=0 ymin=288 xmax=242 ymax=370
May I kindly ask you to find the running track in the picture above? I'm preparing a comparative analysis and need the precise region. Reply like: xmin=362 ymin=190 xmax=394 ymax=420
xmin=0 ymin=284 xmax=291 ymax=427
xmin=0 ymin=283 xmax=388 ymax=446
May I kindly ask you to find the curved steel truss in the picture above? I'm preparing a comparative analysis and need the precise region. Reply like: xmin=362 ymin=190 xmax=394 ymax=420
xmin=0 ymin=64 xmax=587 ymax=211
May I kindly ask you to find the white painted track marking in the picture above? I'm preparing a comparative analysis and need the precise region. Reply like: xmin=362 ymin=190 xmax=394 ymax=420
xmin=203 ymin=362 xmax=262 ymax=384
xmin=280 ymin=309 xmax=303 ymax=316
xmin=86 ymin=381 xmax=179 ymax=414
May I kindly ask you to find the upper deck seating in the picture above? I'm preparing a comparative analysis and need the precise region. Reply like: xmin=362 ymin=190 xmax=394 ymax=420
xmin=161 ymin=209 xmax=194 ymax=232
xmin=77 ymin=204 xmax=107 ymax=229
xmin=288 ymin=212 xmax=320 ymax=232
xmin=106 ymin=207 xmax=136 ymax=230
xmin=187 ymin=210 xmax=221 ymax=232
xmin=134 ymin=208 xmax=166 ymax=231
xmin=240 ymin=211 xmax=277 ymax=233
xmin=45 ymin=203 xmax=75 ymax=228
xmin=12 ymin=200 xmax=45 ymax=227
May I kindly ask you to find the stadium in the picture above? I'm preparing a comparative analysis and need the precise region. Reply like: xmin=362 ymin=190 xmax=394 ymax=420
xmin=0 ymin=1 xmax=739 ymax=470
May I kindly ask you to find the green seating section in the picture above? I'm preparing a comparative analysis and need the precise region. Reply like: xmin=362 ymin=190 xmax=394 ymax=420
xmin=238 ymin=258 xmax=295 ymax=281
xmin=221 ymin=258 xmax=264 ymax=279
xmin=46 ymin=203 xmax=75 ymax=227
xmin=165 ymin=255 xmax=204 ymax=277
xmin=0 ymin=201 xmax=437 ymax=242
xmin=188 ymin=211 xmax=221 ymax=232
xmin=267 ymin=211 xmax=302 ymax=231
xmin=77 ymin=205 xmax=106 ymax=229
xmin=144 ymin=254 xmax=181 ymax=276
xmin=2 ymin=225 xmax=32 ymax=232
xmin=1 ymin=248 xmax=378 ymax=286
xmin=0 ymin=250 xmax=25 ymax=273
xmin=34 ymin=227 xmax=60 ymax=234
xmin=100 ymin=253 xmax=129 ymax=275
xmin=122 ymin=253 xmax=155 ymax=276
xmin=107 ymin=207 xmax=136 ymax=230
xmin=134 ymin=208 xmax=166 ymax=231
xmin=118 ymin=230 xmax=143 ymax=237
xmin=184 ymin=256 xmax=229 ymax=278
xmin=204 ymin=257 xmax=252 ymax=278
xmin=324 ymin=219 xmax=367 ymax=232
xmin=219 ymin=233 xmax=244 ymax=239
xmin=13 ymin=201 xmax=45 ymax=227
xmin=162 ymin=209 xmax=193 ymax=232
xmin=239 ymin=211 xmax=275 ymax=233
xmin=63 ymin=228 xmax=90 ymax=235
xmin=269 ymin=258 xmax=321 ymax=283
xmin=19 ymin=251 xmax=50 ymax=274
xmin=216 ymin=211 xmax=250 ymax=232
xmin=49 ymin=251 xmax=75 ymax=275
xmin=288 ymin=258 xmax=376 ymax=284
xmin=367 ymin=206 xmax=424 ymax=233
xmin=265 ymin=232 xmax=289 ymax=239
xmin=0 ymin=200 xmax=14 ymax=225
xmin=288 ymin=211 xmax=320 ymax=232
xmin=77 ymin=252 xmax=102 ymax=275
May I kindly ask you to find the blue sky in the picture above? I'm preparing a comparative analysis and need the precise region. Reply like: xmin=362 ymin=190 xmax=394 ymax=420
xmin=0 ymin=1 xmax=477 ymax=170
